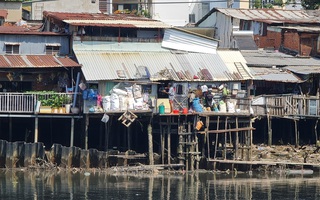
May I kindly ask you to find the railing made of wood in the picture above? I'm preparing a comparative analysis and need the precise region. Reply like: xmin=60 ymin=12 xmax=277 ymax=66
xmin=0 ymin=93 xmax=78 ymax=113
xmin=252 ymin=94 xmax=319 ymax=117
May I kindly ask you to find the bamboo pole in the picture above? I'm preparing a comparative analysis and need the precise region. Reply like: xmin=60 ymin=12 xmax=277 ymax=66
xmin=224 ymin=117 xmax=228 ymax=160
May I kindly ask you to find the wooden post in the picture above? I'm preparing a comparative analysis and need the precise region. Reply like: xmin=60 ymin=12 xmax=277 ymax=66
xmin=70 ymin=117 xmax=74 ymax=147
xmin=85 ymin=114 xmax=89 ymax=150
xmin=224 ymin=117 xmax=228 ymax=160
xmin=294 ymin=119 xmax=299 ymax=147
xmin=214 ymin=116 xmax=220 ymax=159
xmin=148 ymin=123 xmax=154 ymax=165
xmin=315 ymin=119 xmax=318 ymax=142
xmin=206 ymin=116 xmax=210 ymax=159
xmin=160 ymin=117 xmax=165 ymax=164
xmin=267 ymin=114 xmax=272 ymax=146
xmin=249 ymin=118 xmax=253 ymax=161
xmin=34 ymin=117 xmax=38 ymax=143
xmin=167 ymin=116 xmax=171 ymax=165
xmin=235 ymin=117 xmax=239 ymax=160
xmin=104 ymin=121 xmax=109 ymax=151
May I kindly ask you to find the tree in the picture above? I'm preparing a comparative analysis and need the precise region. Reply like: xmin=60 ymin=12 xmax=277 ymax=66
xmin=301 ymin=0 xmax=320 ymax=9
xmin=287 ymin=0 xmax=320 ymax=10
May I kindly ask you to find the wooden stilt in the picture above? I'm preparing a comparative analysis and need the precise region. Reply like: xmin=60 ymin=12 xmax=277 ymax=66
xmin=85 ymin=114 xmax=89 ymax=150
xmin=235 ymin=117 xmax=239 ymax=160
xmin=315 ymin=119 xmax=318 ymax=142
xmin=70 ymin=117 xmax=74 ymax=147
xmin=104 ymin=119 xmax=110 ymax=151
xmin=167 ymin=116 xmax=171 ymax=165
xmin=224 ymin=117 xmax=228 ymax=160
xmin=160 ymin=117 xmax=165 ymax=164
xmin=148 ymin=123 xmax=154 ymax=165
xmin=34 ymin=116 xmax=38 ymax=143
xmin=214 ymin=116 xmax=220 ymax=159
xmin=206 ymin=116 xmax=210 ymax=159
xmin=294 ymin=119 xmax=299 ymax=147
xmin=267 ymin=114 xmax=272 ymax=146
xmin=249 ymin=119 xmax=253 ymax=161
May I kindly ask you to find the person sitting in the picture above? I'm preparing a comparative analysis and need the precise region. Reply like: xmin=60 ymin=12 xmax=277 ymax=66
xmin=205 ymin=90 xmax=214 ymax=110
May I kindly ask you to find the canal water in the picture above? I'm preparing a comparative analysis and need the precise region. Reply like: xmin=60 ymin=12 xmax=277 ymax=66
xmin=0 ymin=169 xmax=319 ymax=200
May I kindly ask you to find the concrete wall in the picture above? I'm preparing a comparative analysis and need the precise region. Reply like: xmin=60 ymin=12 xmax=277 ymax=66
xmin=28 ymin=0 xmax=100 ymax=20
xmin=0 ymin=2 xmax=22 ymax=23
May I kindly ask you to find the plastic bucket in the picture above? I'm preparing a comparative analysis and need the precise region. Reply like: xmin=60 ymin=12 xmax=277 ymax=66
xmin=182 ymin=108 xmax=188 ymax=114
xmin=159 ymin=105 xmax=165 ymax=114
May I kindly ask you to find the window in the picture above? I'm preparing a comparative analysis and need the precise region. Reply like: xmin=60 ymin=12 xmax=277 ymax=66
xmin=189 ymin=14 xmax=195 ymax=23
xmin=99 ymin=0 xmax=110 ymax=13
xmin=5 ymin=44 xmax=19 ymax=54
xmin=46 ymin=44 xmax=60 ymax=55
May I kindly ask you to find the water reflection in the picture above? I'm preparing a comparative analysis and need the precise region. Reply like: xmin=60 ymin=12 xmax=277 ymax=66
xmin=0 ymin=169 xmax=319 ymax=199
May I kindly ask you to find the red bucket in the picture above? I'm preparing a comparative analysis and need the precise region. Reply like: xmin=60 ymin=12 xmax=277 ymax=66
xmin=182 ymin=108 xmax=188 ymax=114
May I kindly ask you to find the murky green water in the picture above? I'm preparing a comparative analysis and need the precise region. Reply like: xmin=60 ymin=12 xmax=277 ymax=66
xmin=0 ymin=169 xmax=319 ymax=200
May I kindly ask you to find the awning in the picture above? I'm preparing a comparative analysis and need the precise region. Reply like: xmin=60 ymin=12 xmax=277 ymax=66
xmin=284 ymin=66 xmax=320 ymax=75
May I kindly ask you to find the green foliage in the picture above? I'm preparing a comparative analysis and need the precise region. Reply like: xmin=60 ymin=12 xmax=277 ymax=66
xmin=26 ymin=91 xmax=72 ymax=108
xmin=287 ymin=0 xmax=320 ymax=9
xmin=253 ymin=0 xmax=263 ymax=8
xmin=301 ymin=0 xmax=320 ymax=9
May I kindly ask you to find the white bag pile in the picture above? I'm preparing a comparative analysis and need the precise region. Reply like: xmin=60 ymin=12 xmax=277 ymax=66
xmin=103 ymin=83 xmax=149 ymax=111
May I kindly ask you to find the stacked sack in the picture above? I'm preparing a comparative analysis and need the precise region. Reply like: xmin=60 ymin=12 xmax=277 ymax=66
xmin=103 ymin=83 xmax=150 ymax=112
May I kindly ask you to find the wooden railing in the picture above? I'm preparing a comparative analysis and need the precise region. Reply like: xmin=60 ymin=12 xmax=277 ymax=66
xmin=0 ymin=92 xmax=80 ymax=114
xmin=252 ymin=94 xmax=320 ymax=117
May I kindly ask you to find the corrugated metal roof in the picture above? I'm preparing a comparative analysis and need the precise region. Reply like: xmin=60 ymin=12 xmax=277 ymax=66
xmin=241 ymin=50 xmax=320 ymax=67
xmin=284 ymin=66 xmax=320 ymax=75
xmin=74 ymin=43 xmax=252 ymax=82
xmin=63 ymin=19 xmax=171 ymax=28
xmin=197 ymin=8 xmax=319 ymax=25
xmin=217 ymin=8 xmax=318 ymax=23
xmin=0 ymin=55 xmax=80 ymax=68
xmin=217 ymin=50 xmax=253 ymax=79
xmin=0 ymin=26 xmax=64 ymax=35
xmin=276 ymin=26 xmax=320 ymax=32
xmin=44 ymin=11 xmax=171 ymax=28
xmin=250 ymin=67 xmax=302 ymax=82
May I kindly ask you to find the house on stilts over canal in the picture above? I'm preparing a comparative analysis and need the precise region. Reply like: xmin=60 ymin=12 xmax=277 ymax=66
xmin=33 ymin=11 xmax=254 ymax=170
xmin=2 ymin=8 xmax=320 ymax=171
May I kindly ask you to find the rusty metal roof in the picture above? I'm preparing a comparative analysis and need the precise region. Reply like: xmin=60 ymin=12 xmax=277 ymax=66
xmin=0 ymin=26 xmax=65 ymax=35
xmin=197 ymin=8 xmax=320 ymax=25
xmin=0 ymin=10 xmax=8 ymax=19
xmin=0 ymin=55 xmax=80 ymax=68
xmin=44 ymin=11 xmax=171 ymax=28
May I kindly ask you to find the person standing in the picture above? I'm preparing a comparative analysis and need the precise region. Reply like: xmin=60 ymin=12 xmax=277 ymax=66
xmin=163 ymin=83 xmax=175 ymax=112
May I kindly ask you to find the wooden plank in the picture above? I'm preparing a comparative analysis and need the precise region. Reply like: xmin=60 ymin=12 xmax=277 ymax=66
xmin=199 ymin=127 xmax=255 ymax=134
